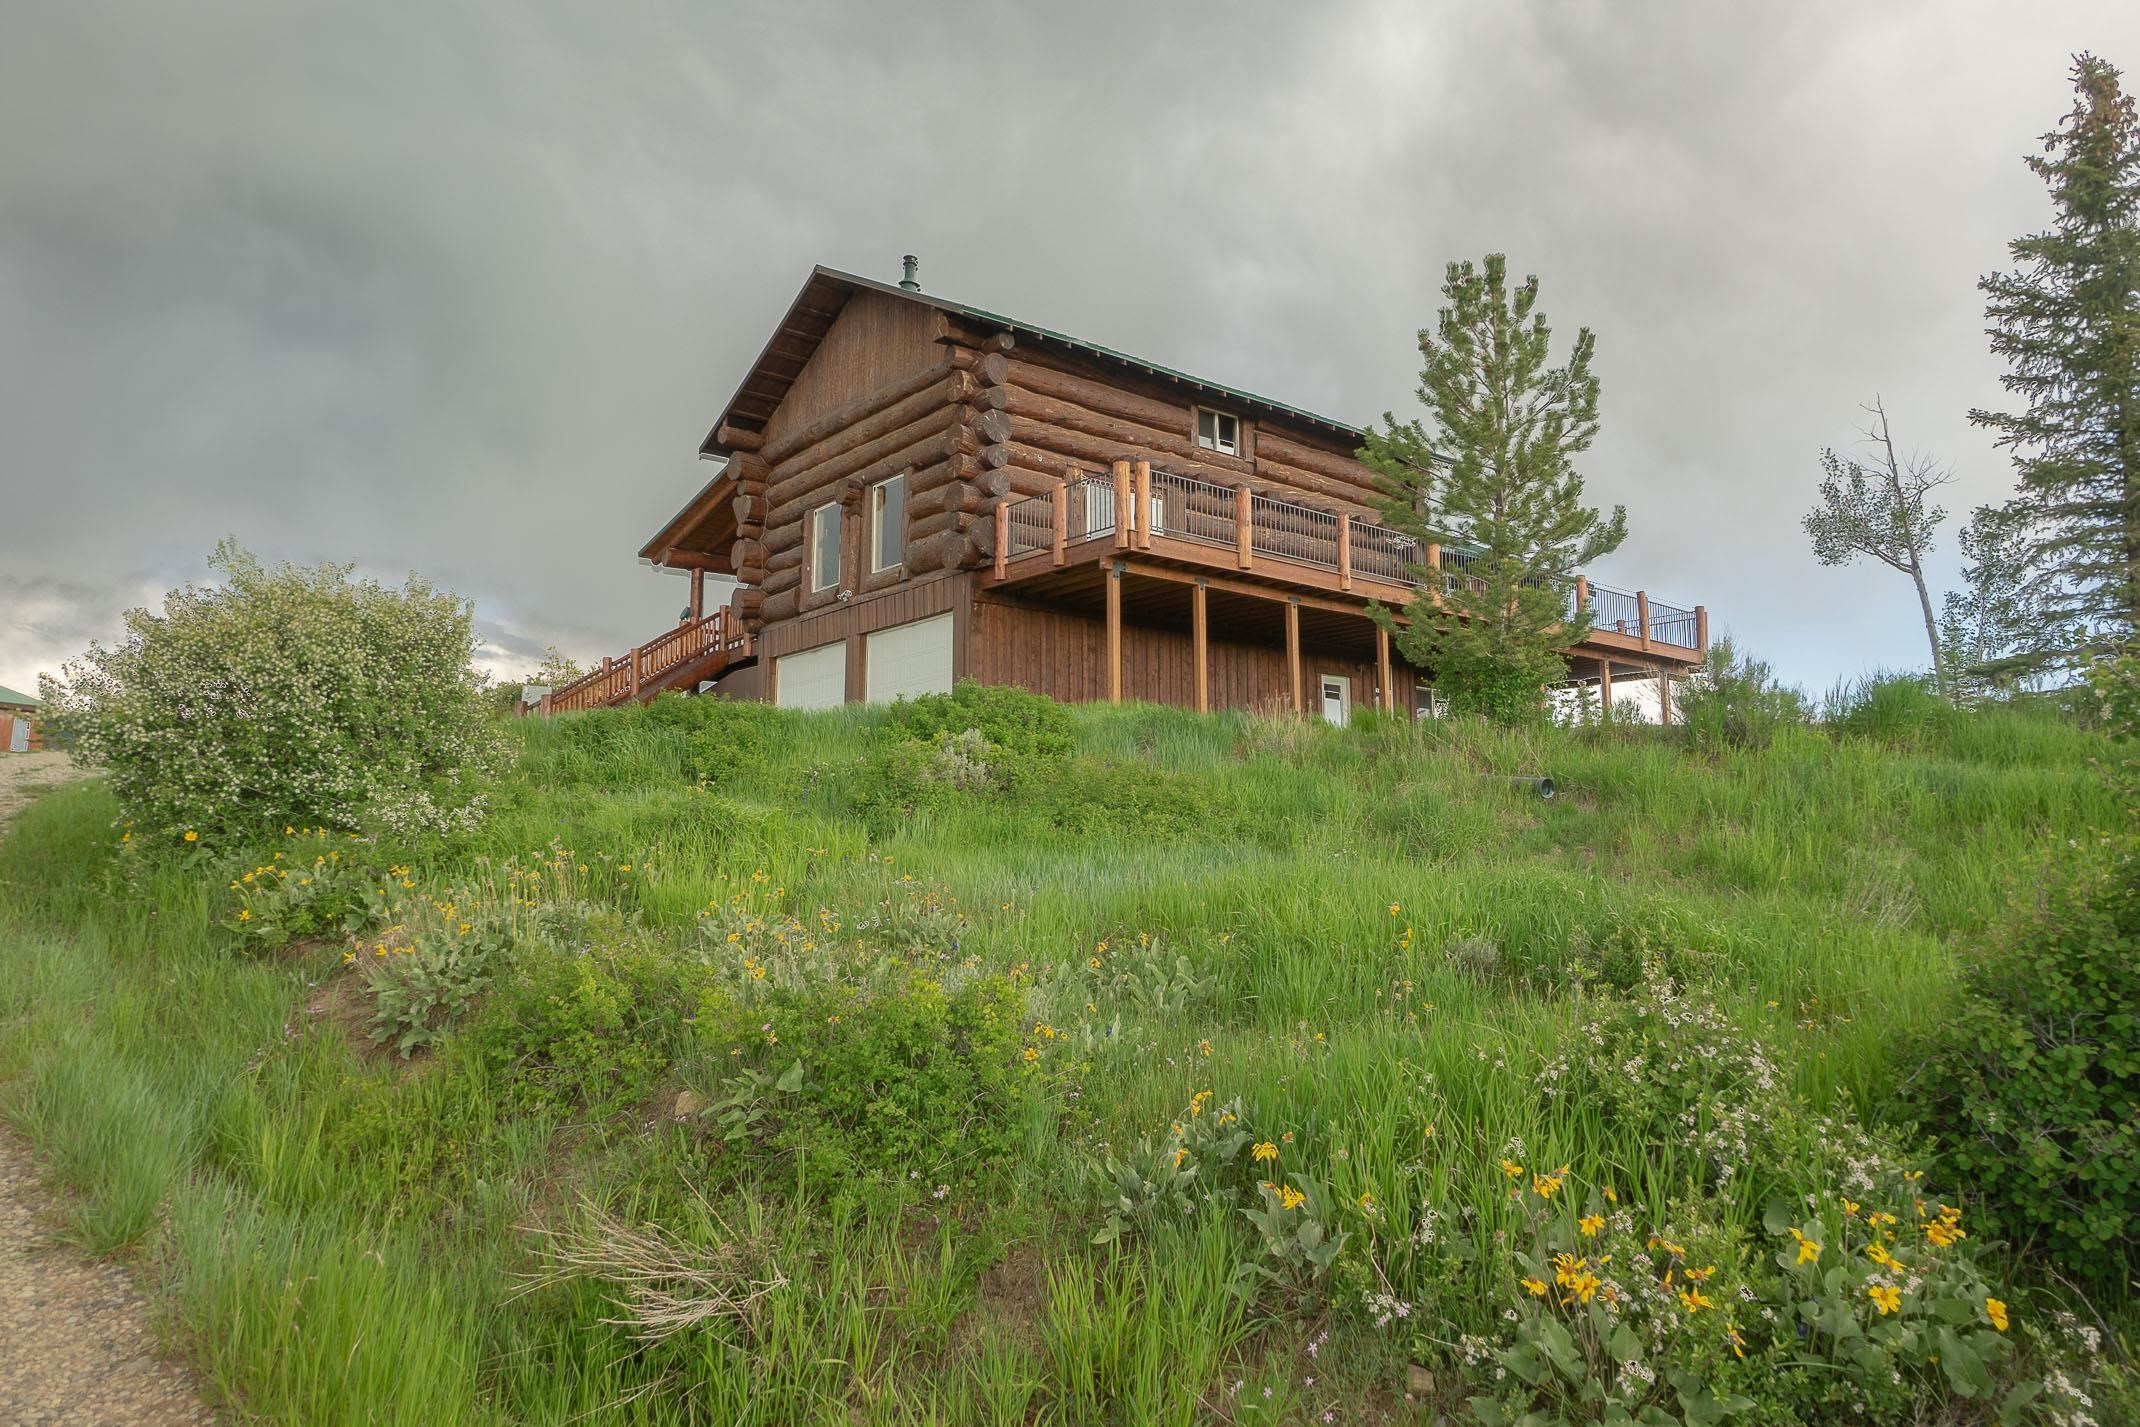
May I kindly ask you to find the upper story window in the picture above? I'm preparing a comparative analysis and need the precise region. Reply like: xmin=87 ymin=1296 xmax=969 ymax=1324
xmin=1197 ymin=408 xmax=1240 ymax=457
xmin=808 ymin=502 xmax=841 ymax=592
xmin=869 ymin=473 xmax=907 ymax=573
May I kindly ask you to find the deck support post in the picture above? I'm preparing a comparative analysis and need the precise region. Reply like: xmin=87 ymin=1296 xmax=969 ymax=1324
xmin=1657 ymin=664 xmax=1673 ymax=725
xmin=1111 ymin=460 xmax=1133 ymax=550
xmin=1636 ymin=590 xmax=1652 ymax=651
xmin=1285 ymin=597 xmax=1302 ymax=717
xmin=993 ymin=501 xmax=1010 ymax=580
xmin=690 ymin=568 xmax=705 ymax=621
xmin=1376 ymin=622 xmax=1392 ymax=713
xmin=1133 ymin=459 xmax=1153 ymax=551
xmin=1234 ymin=485 xmax=1253 ymax=568
xmin=1106 ymin=560 xmax=1124 ymax=704
xmin=1598 ymin=658 xmax=1614 ymax=723
xmin=1050 ymin=484 xmax=1067 ymax=566
xmin=1192 ymin=579 xmax=1209 ymax=715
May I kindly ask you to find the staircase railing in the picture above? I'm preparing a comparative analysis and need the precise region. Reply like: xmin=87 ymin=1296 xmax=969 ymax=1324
xmin=539 ymin=609 xmax=737 ymax=715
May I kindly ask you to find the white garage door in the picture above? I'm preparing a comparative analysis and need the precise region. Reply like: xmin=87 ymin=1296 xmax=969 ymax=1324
xmin=865 ymin=613 xmax=954 ymax=703
xmin=774 ymin=641 xmax=847 ymax=710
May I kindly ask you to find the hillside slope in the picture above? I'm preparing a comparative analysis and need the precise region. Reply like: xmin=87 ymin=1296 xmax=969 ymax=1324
xmin=0 ymin=694 xmax=2124 ymax=1426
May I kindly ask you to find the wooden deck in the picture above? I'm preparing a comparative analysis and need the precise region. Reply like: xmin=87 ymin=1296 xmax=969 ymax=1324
xmin=985 ymin=461 xmax=1705 ymax=681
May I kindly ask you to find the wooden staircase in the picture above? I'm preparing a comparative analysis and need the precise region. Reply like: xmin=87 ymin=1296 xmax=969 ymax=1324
xmin=530 ymin=610 xmax=751 ymax=715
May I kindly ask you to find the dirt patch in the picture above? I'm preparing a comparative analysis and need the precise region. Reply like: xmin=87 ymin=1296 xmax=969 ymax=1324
xmin=0 ymin=752 xmax=80 ymax=835
xmin=302 ymin=970 xmax=394 ymax=1063
xmin=971 ymin=1239 xmax=1048 ymax=1344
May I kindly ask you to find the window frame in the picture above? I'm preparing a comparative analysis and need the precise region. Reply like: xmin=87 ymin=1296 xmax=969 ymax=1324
xmin=807 ymin=501 xmax=842 ymax=593
xmin=1196 ymin=407 xmax=1241 ymax=457
xmin=868 ymin=472 xmax=908 ymax=574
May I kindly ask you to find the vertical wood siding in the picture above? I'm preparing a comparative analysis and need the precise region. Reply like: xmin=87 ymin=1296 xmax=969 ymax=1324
xmin=759 ymin=291 xmax=943 ymax=449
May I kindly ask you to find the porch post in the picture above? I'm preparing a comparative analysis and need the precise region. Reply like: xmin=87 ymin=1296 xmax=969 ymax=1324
xmin=1376 ymin=622 xmax=1392 ymax=713
xmin=1051 ymin=483 xmax=1067 ymax=567
xmin=1285 ymin=596 xmax=1302 ymax=716
xmin=1192 ymin=579 xmax=1209 ymax=714
xmin=1338 ymin=514 xmax=1353 ymax=592
xmin=1106 ymin=560 xmax=1124 ymax=704
xmin=690 ymin=567 xmax=705 ymax=621
xmin=1234 ymin=485 xmax=1253 ymax=568
xmin=993 ymin=500 xmax=1010 ymax=580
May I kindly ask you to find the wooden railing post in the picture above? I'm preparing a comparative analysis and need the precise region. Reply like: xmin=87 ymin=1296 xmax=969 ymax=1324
xmin=993 ymin=501 xmax=1010 ymax=580
xmin=1111 ymin=459 xmax=1133 ymax=550
xmin=628 ymin=646 xmax=640 ymax=699
xmin=1192 ymin=579 xmax=1209 ymax=715
xmin=1133 ymin=459 xmax=1152 ymax=551
xmin=1695 ymin=605 xmax=1708 ymax=654
xmin=1426 ymin=543 xmax=1442 ymax=607
xmin=1235 ymin=485 xmax=1253 ymax=568
xmin=1050 ymin=483 xmax=1067 ymax=566
xmin=1636 ymin=590 xmax=1652 ymax=651
xmin=1573 ymin=575 xmax=1588 ymax=612
xmin=1338 ymin=514 xmax=1353 ymax=592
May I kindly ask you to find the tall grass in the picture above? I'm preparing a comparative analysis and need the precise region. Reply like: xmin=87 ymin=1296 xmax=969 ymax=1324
xmin=0 ymin=695 xmax=2120 ymax=1424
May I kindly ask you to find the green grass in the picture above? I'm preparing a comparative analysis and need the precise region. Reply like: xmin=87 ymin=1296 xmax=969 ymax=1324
xmin=0 ymin=696 xmax=2123 ymax=1424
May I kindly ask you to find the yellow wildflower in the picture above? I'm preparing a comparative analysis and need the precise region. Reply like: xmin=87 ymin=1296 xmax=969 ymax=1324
xmin=1985 ymin=1298 xmax=2008 ymax=1332
xmin=1868 ymin=1284 xmax=1901 ymax=1316
xmin=1252 ymin=1141 xmax=1278 ymax=1163
xmin=1520 ymin=1276 xmax=1547 ymax=1297
xmin=1789 ymin=1228 xmax=1821 ymax=1264
xmin=1276 ymin=1185 xmax=1306 ymax=1211
xmin=1578 ymin=1213 xmax=1605 ymax=1237
xmin=237 ymin=909 xmax=251 ymax=922
xmin=1680 ymin=1288 xmax=1714 ymax=1314
xmin=1501 ymin=1158 xmax=1525 ymax=1180
xmin=184 ymin=830 xmax=198 ymax=842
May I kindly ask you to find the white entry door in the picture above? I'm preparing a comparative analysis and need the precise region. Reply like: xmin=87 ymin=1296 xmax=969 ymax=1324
xmin=775 ymin=641 xmax=847 ymax=710
xmin=865 ymin=613 xmax=954 ymax=703
xmin=1318 ymin=674 xmax=1351 ymax=726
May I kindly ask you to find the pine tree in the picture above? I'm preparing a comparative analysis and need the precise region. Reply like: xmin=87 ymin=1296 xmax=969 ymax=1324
xmin=1938 ymin=504 xmax=2081 ymax=697
xmin=1361 ymin=255 xmax=1627 ymax=723
xmin=1971 ymin=52 xmax=2140 ymax=652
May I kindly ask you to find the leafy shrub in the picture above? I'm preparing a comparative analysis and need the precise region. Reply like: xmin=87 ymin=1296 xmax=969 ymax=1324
xmin=39 ymin=541 xmax=504 ymax=840
xmin=690 ymin=963 xmax=1028 ymax=1189
xmin=877 ymin=680 xmax=1074 ymax=767
xmin=460 ymin=941 xmax=705 ymax=1118
xmin=683 ymin=698 xmax=780 ymax=789
xmin=1093 ymin=1093 xmax=1348 ymax=1291
xmin=1677 ymin=639 xmax=1808 ymax=752
xmin=219 ymin=829 xmax=393 ymax=949
xmin=1543 ymin=971 xmax=1903 ymax=1206
xmin=1905 ymin=828 xmax=2140 ymax=1288
xmin=365 ymin=922 xmax=511 ymax=1057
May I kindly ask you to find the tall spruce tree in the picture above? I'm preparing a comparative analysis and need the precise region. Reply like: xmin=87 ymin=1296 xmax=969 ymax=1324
xmin=1938 ymin=503 xmax=2081 ymax=697
xmin=1971 ymin=52 xmax=2140 ymax=652
xmin=1361 ymin=255 xmax=1627 ymax=722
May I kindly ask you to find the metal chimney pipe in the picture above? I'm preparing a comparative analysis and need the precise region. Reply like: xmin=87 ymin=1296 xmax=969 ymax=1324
xmin=898 ymin=254 xmax=920 ymax=291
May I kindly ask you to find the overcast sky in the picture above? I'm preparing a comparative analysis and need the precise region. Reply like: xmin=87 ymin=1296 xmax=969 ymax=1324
xmin=5 ymin=1 xmax=2138 ymax=699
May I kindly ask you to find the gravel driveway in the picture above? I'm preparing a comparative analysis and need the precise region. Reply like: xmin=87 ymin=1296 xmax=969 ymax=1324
xmin=0 ymin=754 xmax=221 ymax=1424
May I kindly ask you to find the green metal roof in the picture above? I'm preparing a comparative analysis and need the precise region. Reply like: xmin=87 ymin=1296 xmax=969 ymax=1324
xmin=0 ymin=684 xmax=40 ymax=707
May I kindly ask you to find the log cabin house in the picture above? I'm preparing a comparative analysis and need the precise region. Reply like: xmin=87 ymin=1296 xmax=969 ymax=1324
xmin=539 ymin=260 xmax=1706 ymax=722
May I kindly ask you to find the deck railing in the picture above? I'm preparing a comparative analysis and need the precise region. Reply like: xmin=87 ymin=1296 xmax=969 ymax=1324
xmin=990 ymin=463 xmax=1703 ymax=652
xmin=540 ymin=609 xmax=740 ymax=715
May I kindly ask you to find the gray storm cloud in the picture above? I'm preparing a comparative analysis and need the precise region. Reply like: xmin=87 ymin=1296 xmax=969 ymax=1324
xmin=5 ymin=0 xmax=2136 ymax=694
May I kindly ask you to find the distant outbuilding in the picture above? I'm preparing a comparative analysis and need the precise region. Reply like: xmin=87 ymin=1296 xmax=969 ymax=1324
xmin=0 ymin=685 xmax=42 ymax=753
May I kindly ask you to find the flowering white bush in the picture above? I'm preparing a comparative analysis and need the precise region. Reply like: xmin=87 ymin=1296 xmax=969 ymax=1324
xmin=41 ymin=541 xmax=506 ymax=840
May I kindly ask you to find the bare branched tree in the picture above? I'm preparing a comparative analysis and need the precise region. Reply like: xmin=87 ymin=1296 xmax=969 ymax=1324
xmin=1803 ymin=396 xmax=1954 ymax=690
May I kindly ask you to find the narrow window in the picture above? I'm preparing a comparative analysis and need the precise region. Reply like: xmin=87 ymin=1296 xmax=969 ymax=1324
xmin=1197 ymin=408 xmax=1240 ymax=456
xmin=808 ymin=503 xmax=841 ymax=592
xmin=870 ymin=473 xmax=907 ymax=572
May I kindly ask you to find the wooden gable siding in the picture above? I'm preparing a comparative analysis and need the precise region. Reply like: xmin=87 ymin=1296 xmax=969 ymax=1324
xmin=759 ymin=290 xmax=944 ymax=448
xmin=968 ymin=597 xmax=1416 ymax=716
